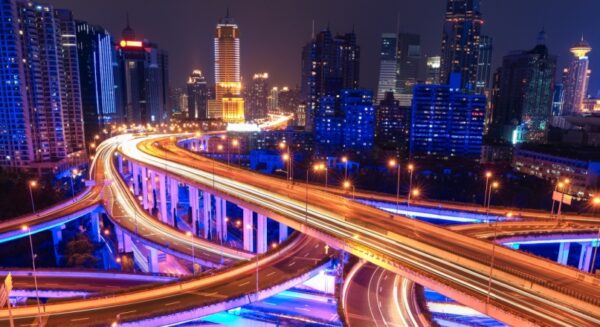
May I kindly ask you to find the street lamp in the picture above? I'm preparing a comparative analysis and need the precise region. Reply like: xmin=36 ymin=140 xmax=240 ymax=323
xmin=556 ymin=179 xmax=570 ymax=219
xmin=484 ymin=171 xmax=492 ymax=207
xmin=21 ymin=225 xmax=41 ymax=319
xmin=314 ymin=162 xmax=328 ymax=188
xmin=388 ymin=159 xmax=401 ymax=213
xmin=70 ymin=169 xmax=80 ymax=201
xmin=341 ymin=156 xmax=348 ymax=180
xmin=407 ymin=164 xmax=415 ymax=205
xmin=186 ymin=231 xmax=196 ymax=275
xmin=28 ymin=180 xmax=37 ymax=213
xmin=279 ymin=141 xmax=293 ymax=183
xmin=282 ymin=153 xmax=291 ymax=181
xmin=486 ymin=181 xmax=499 ymax=213
xmin=231 ymin=139 xmax=240 ymax=166
xmin=343 ymin=180 xmax=355 ymax=199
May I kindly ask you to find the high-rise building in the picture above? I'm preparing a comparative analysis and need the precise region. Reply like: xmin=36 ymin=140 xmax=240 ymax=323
xmin=186 ymin=70 xmax=209 ymax=119
xmin=552 ymin=84 xmax=564 ymax=116
xmin=115 ymin=18 xmax=169 ymax=124
xmin=245 ymin=73 xmax=269 ymax=121
xmin=277 ymin=87 xmax=299 ymax=114
xmin=209 ymin=11 xmax=244 ymax=123
xmin=410 ymin=74 xmax=486 ymax=159
xmin=562 ymin=38 xmax=592 ymax=116
xmin=268 ymin=87 xmax=279 ymax=114
xmin=426 ymin=56 xmax=441 ymax=84
xmin=476 ymin=35 xmax=493 ymax=93
xmin=300 ymin=28 xmax=360 ymax=131
xmin=376 ymin=92 xmax=409 ymax=154
xmin=314 ymin=95 xmax=343 ymax=153
xmin=76 ymin=20 xmax=120 ymax=145
xmin=396 ymin=33 xmax=421 ymax=94
xmin=341 ymin=89 xmax=375 ymax=153
xmin=439 ymin=0 xmax=483 ymax=90
xmin=489 ymin=31 xmax=557 ymax=144
xmin=376 ymin=33 xmax=398 ymax=102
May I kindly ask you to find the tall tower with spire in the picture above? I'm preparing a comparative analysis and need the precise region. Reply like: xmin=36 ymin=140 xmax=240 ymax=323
xmin=562 ymin=37 xmax=592 ymax=116
xmin=208 ymin=9 xmax=244 ymax=123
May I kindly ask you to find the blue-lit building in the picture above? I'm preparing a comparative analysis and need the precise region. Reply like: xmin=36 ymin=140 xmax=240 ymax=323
xmin=76 ymin=20 xmax=120 ymax=144
xmin=314 ymin=89 xmax=375 ymax=155
xmin=410 ymin=74 xmax=486 ymax=159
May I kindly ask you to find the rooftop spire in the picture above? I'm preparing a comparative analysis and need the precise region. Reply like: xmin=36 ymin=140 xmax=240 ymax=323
xmin=122 ymin=12 xmax=136 ymax=39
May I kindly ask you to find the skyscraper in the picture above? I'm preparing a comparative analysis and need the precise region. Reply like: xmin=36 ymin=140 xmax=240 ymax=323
xmin=439 ymin=0 xmax=483 ymax=90
xmin=245 ymin=73 xmax=269 ymax=121
xmin=426 ymin=56 xmax=441 ymax=84
xmin=562 ymin=38 xmax=592 ymax=116
xmin=476 ymin=35 xmax=493 ymax=93
xmin=300 ymin=28 xmax=360 ymax=131
xmin=209 ymin=11 xmax=244 ymax=123
xmin=489 ymin=31 xmax=557 ymax=144
xmin=115 ymin=18 xmax=169 ymax=124
xmin=341 ymin=89 xmax=375 ymax=153
xmin=410 ymin=74 xmax=486 ymax=159
xmin=268 ymin=87 xmax=279 ymax=113
xmin=376 ymin=33 xmax=398 ymax=102
xmin=76 ymin=20 xmax=119 ymax=145
xmin=186 ymin=70 xmax=209 ymax=120
xmin=396 ymin=33 xmax=421 ymax=95
xmin=376 ymin=92 xmax=409 ymax=155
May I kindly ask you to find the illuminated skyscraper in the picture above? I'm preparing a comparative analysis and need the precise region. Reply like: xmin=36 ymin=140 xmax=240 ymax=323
xmin=187 ymin=69 xmax=208 ymax=119
xmin=562 ymin=38 xmax=592 ymax=116
xmin=209 ymin=10 xmax=244 ymax=123
xmin=376 ymin=33 xmax=398 ymax=102
xmin=245 ymin=73 xmax=269 ymax=120
xmin=475 ymin=35 xmax=493 ymax=93
xmin=426 ymin=56 xmax=441 ymax=84
xmin=396 ymin=33 xmax=421 ymax=95
xmin=440 ymin=0 xmax=483 ymax=90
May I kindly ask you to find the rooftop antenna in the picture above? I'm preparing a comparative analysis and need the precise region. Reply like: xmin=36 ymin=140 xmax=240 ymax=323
xmin=311 ymin=19 xmax=315 ymax=39
xmin=226 ymin=7 xmax=230 ymax=18
xmin=396 ymin=12 xmax=400 ymax=34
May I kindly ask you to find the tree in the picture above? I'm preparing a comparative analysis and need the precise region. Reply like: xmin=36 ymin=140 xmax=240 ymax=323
xmin=64 ymin=234 xmax=98 ymax=268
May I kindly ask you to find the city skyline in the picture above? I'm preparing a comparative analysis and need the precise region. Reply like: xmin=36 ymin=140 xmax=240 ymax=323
xmin=50 ymin=0 xmax=600 ymax=93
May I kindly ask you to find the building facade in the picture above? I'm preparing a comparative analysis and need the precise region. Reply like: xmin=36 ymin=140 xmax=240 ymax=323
xmin=187 ymin=69 xmax=209 ymax=120
xmin=475 ymin=35 xmax=493 ymax=93
xmin=376 ymin=91 xmax=410 ymax=155
xmin=562 ymin=38 xmax=592 ymax=116
xmin=245 ymin=73 xmax=269 ymax=121
xmin=376 ymin=33 xmax=398 ymax=102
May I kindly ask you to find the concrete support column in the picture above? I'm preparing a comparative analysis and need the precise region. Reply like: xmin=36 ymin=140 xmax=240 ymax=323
xmin=51 ymin=226 xmax=64 ymax=265
xmin=149 ymin=170 xmax=156 ymax=210
xmin=558 ymin=242 xmax=571 ymax=265
xmin=215 ymin=196 xmax=223 ymax=240
xmin=257 ymin=214 xmax=267 ymax=253
xmin=578 ymin=243 xmax=594 ymax=272
xmin=221 ymin=198 xmax=228 ymax=240
xmin=141 ymin=167 xmax=149 ymax=209
xmin=169 ymin=178 xmax=178 ymax=223
xmin=115 ymin=226 xmax=132 ymax=253
xmin=132 ymin=164 xmax=140 ymax=195
xmin=127 ymin=160 xmax=133 ymax=175
xmin=189 ymin=186 xmax=199 ymax=235
xmin=202 ymin=192 xmax=211 ymax=238
xmin=148 ymin=247 xmax=159 ymax=273
xmin=279 ymin=223 xmax=288 ymax=243
xmin=242 ymin=208 xmax=254 ymax=252
xmin=159 ymin=174 xmax=168 ymax=224
xmin=117 ymin=155 xmax=123 ymax=173
xmin=90 ymin=211 xmax=101 ymax=242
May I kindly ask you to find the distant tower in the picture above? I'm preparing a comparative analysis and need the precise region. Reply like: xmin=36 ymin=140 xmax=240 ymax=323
xmin=187 ymin=70 xmax=208 ymax=119
xmin=209 ymin=10 xmax=244 ymax=123
xmin=439 ymin=0 xmax=483 ymax=90
xmin=562 ymin=37 xmax=592 ymax=116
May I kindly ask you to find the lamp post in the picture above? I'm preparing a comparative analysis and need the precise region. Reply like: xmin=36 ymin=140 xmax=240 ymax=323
xmin=388 ymin=159 xmax=401 ymax=213
xmin=21 ymin=225 xmax=41 ymax=318
xmin=232 ymin=139 xmax=240 ymax=166
xmin=28 ymin=180 xmax=37 ymax=213
xmin=486 ymin=181 xmax=499 ymax=214
xmin=282 ymin=153 xmax=291 ymax=181
xmin=186 ymin=231 xmax=196 ymax=275
xmin=484 ymin=171 xmax=492 ymax=207
xmin=70 ymin=169 xmax=80 ymax=201
xmin=556 ymin=179 xmax=570 ymax=220
xmin=407 ymin=164 xmax=415 ymax=206
xmin=343 ymin=180 xmax=355 ymax=199
xmin=341 ymin=156 xmax=348 ymax=180
xmin=314 ymin=162 xmax=327 ymax=188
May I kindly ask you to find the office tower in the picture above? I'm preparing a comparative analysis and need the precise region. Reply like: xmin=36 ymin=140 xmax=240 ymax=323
xmin=76 ymin=20 xmax=119 ymax=145
xmin=245 ymin=73 xmax=269 ymax=121
xmin=186 ymin=70 xmax=209 ymax=119
xmin=396 ymin=33 xmax=421 ymax=94
xmin=476 ymin=35 xmax=493 ymax=93
xmin=314 ymin=96 xmax=343 ymax=152
xmin=115 ymin=18 xmax=169 ymax=124
xmin=277 ymin=87 xmax=299 ymax=114
xmin=440 ymin=0 xmax=483 ymax=90
xmin=268 ymin=87 xmax=279 ymax=113
xmin=179 ymin=93 xmax=189 ymax=115
xmin=426 ymin=56 xmax=441 ymax=84
xmin=552 ymin=84 xmax=564 ymax=116
xmin=300 ymin=28 xmax=360 ymax=131
xmin=410 ymin=74 xmax=486 ymax=159
xmin=341 ymin=89 xmax=375 ymax=153
xmin=562 ymin=38 xmax=592 ymax=116
xmin=376 ymin=92 xmax=409 ymax=154
xmin=55 ymin=9 xmax=85 ymax=154
xmin=376 ymin=33 xmax=399 ymax=102
xmin=209 ymin=11 xmax=244 ymax=123
xmin=490 ymin=31 xmax=557 ymax=144
xmin=296 ymin=103 xmax=307 ymax=127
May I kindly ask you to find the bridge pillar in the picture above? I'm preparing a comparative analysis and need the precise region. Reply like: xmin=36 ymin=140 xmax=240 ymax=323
xmin=221 ymin=198 xmax=228 ymax=240
xmin=558 ymin=242 xmax=571 ymax=265
xmin=148 ymin=247 xmax=159 ymax=273
xmin=127 ymin=160 xmax=133 ymax=175
xmin=89 ymin=211 xmax=101 ymax=242
xmin=279 ymin=223 xmax=288 ymax=243
xmin=114 ymin=226 xmax=132 ymax=253
xmin=51 ymin=225 xmax=64 ymax=265
xmin=149 ymin=170 xmax=156 ymax=210
xmin=158 ymin=173 xmax=168 ymax=224
xmin=257 ymin=214 xmax=267 ymax=254
xmin=132 ymin=163 xmax=140 ymax=195
xmin=141 ymin=166 xmax=149 ymax=209
xmin=202 ymin=191 xmax=211 ymax=238
xmin=169 ymin=178 xmax=179 ymax=224
xmin=242 ymin=208 xmax=254 ymax=252
xmin=117 ymin=154 xmax=123 ymax=173
xmin=189 ymin=186 xmax=199 ymax=235
xmin=578 ymin=243 xmax=594 ymax=272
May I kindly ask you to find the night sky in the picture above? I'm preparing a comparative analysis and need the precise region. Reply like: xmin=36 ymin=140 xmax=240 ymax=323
xmin=51 ymin=0 xmax=600 ymax=94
